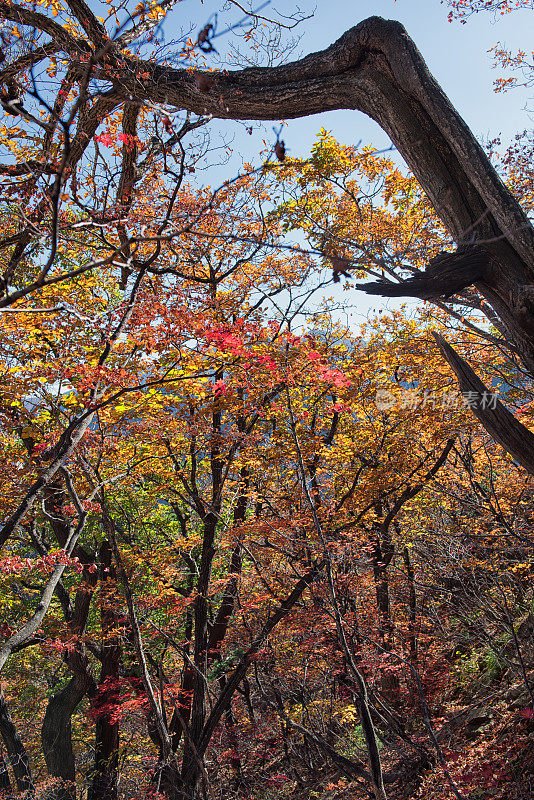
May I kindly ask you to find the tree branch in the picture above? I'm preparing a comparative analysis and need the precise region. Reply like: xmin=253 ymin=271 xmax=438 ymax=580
xmin=433 ymin=332 xmax=534 ymax=475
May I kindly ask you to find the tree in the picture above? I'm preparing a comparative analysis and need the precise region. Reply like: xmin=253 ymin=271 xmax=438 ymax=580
xmin=2 ymin=4 xmax=534 ymax=800
xmin=1 ymin=1 xmax=534 ymax=470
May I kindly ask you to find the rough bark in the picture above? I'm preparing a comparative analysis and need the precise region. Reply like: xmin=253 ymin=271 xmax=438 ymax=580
xmin=42 ymin=668 xmax=94 ymax=800
xmin=357 ymin=245 xmax=491 ymax=300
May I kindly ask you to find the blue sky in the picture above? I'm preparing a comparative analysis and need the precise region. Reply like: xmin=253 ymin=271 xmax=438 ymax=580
xmin=175 ymin=0 xmax=532 ymax=154
xmin=161 ymin=0 xmax=533 ymax=321
xmin=284 ymin=0 xmax=532 ymax=151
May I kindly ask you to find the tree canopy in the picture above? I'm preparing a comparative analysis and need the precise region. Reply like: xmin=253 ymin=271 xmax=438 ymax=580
xmin=1 ymin=2 xmax=534 ymax=800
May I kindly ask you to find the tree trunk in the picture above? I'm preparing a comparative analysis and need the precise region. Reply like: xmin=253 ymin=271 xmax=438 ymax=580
xmin=180 ymin=513 xmax=218 ymax=794
xmin=156 ymin=761 xmax=189 ymax=800
xmin=373 ymin=536 xmax=394 ymax=651
xmin=219 ymin=676 xmax=244 ymax=789
xmin=39 ymin=479 xmax=97 ymax=798
xmin=403 ymin=546 xmax=418 ymax=665
xmin=42 ymin=670 xmax=92 ymax=800
xmin=0 ymin=687 xmax=34 ymax=795
xmin=372 ymin=517 xmax=399 ymax=699
xmin=89 ymin=539 xmax=121 ymax=800
xmin=181 ymin=395 xmax=225 ymax=792
xmin=0 ymin=751 xmax=12 ymax=794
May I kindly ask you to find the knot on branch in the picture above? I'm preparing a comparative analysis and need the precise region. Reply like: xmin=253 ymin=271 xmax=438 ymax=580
xmin=357 ymin=244 xmax=491 ymax=300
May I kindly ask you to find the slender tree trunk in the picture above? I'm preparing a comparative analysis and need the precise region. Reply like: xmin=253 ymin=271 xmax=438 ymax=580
xmin=89 ymin=539 xmax=121 ymax=800
xmin=219 ymin=676 xmax=243 ymax=789
xmin=169 ymin=549 xmax=195 ymax=751
xmin=403 ymin=546 xmax=418 ymax=665
xmin=170 ymin=668 xmax=194 ymax=752
xmin=373 ymin=542 xmax=394 ymax=651
xmin=181 ymin=389 xmax=225 ymax=795
xmin=373 ymin=527 xmax=399 ymax=700
xmin=0 ymin=687 xmax=34 ymax=795
xmin=181 ymin=513 xmax=217 ymax=795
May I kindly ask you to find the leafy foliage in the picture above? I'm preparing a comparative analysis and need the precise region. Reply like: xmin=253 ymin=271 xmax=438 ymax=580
xmin=0 ymin=2 xmax=534 ymax=800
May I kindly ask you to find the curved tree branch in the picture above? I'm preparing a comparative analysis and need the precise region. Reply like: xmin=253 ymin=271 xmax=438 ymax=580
xmin=3 ymin=8 xmax=534 ymax=472
xmin=2 ymin=10 xmax=532 ymax=366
